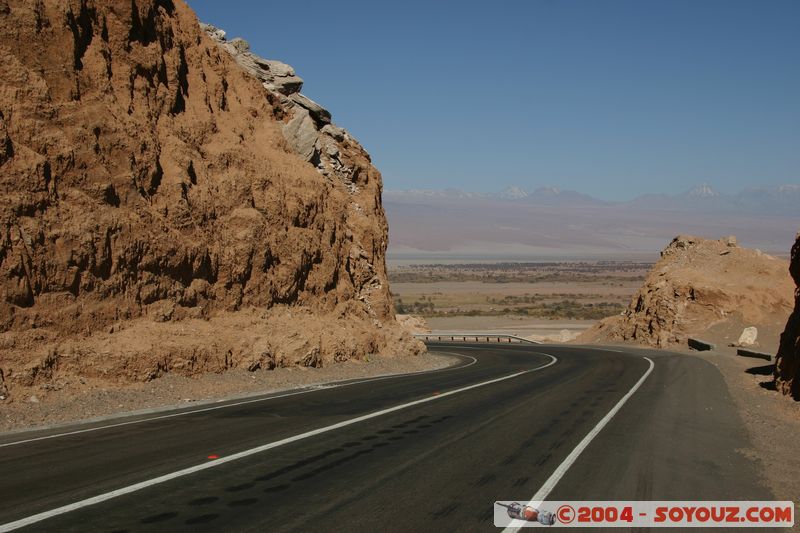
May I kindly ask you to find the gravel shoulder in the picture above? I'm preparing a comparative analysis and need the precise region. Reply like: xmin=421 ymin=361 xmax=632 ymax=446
xmin=571 ymin=334 xmax=798 ymax=505
xmin=0 ymin=352 xmax=456 ymax=434
xmin=690 ymin=348 xmax=800 ymax=505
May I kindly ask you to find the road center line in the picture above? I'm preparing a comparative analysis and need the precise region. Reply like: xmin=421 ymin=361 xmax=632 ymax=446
xmin=503 ymin=356 xmax=655 ymax=532
xmin=0 ymin=353 xmax=478 ymax=449
xmin=0 ymin=353 xmax=557 ymax=532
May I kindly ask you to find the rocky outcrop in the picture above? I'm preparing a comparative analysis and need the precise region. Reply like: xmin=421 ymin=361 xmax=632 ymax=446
xmin=775 ymin=234 xmax=800 ymax=398
xmin=0 ymin=0 xmax=422 ymax=392
xmin=396 ymin=314 xmax=431 ymax=335
xmin=201 ymin=24 xmax=356 ymax=192
xmin=578 ymin=235 xmax=794 ymax=347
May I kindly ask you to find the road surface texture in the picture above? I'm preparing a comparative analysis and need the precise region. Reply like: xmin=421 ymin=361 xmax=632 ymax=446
xmin=0 ymin=343 xmax=771 ymax=532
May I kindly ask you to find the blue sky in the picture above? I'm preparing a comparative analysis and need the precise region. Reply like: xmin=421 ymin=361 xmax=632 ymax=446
xmin=187 ymin=0 xmax=799 ymax=201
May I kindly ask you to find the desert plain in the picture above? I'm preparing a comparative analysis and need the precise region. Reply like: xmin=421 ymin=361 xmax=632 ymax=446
xmin=389 ymin=260 xmax=650 ymax=341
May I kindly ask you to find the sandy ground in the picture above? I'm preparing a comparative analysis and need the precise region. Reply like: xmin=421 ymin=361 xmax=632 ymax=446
xmin=704 ymin=318 xmax=785 ymax=357
xmin=427 ymin=316 xmax=595 ymax=337
xmin=0 ymin=352 xmax=455 ymax=434
xmin=691 ymin=349 xmax=800 ymax=504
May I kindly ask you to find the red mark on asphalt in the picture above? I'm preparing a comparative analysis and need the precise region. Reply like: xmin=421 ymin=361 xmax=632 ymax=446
xmin=207 ymin=454 xmax=220 ymax=459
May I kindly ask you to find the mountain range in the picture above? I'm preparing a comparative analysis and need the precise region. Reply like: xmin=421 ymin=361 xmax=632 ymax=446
xmin=388 ymin=184 xmax=800 ymax=215
xmin=384 ymin=184 xmax=799 ymax=259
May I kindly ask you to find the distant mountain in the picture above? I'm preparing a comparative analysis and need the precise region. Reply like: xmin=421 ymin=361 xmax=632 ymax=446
xmin=685 ymin=183 xmax=720 ymax=198
xmin=384 ymin=188 xmax=492 ymax=202
xmin=732 ymin=185 xmax=800 ymax=216
xmin=385 ymin=185 xmax=608 ymax=206
xmin=523 ymin=187 xmax=609 ymax=207
xmin=499 ymin=186 xmax=529 ymax=200
xmin=383 ymin=183 xmax=799 ymax=258
xmin=387 ymin=183 xmax=799 ymax=214
xmin=629 ymin=184 xmax=730 ymax=212
xmin=628 ymin=184 xmax=800 ymax=216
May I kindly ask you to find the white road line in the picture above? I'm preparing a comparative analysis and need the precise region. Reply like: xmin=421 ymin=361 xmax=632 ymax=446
xmin=0 ymin=353 xmax=557 ymax=532
xmin=0 ymin=354 xmax=478 ymax=449
xmin=503 ymin=356 xmax=654 ymax=532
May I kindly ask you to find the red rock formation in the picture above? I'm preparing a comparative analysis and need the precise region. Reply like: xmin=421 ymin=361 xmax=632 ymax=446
xmin=0 ymin=0 xmax=421 ymax=388
xmin=775 ymin=234 xmax=800 ymax=398
xmin=578 ymin=235 xmax=794 ymax=347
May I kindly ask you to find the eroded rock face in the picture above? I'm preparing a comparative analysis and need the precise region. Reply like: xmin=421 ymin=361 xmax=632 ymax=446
xmin=578 ymin=235 xmax=794 ymax=347
xmin=0 ymin=0 xmax=422 ymax=388
xmin=395 ymin=314 xmax=431 ymax=335
xmin=775 ymin=234 xmax=800 ymax=398
xmin=200 ymin=24 xmax=358 ymax=192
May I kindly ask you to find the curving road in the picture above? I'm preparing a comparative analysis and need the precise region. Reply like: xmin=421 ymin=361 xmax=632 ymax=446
xmin=0 ymin=343 xmax=772 ymax=532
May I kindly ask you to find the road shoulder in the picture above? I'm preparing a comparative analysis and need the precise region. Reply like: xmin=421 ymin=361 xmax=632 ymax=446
xmin=0 ymin=352 xmax=457 ymax=435
xmin=691 ymin=349 xmax=800 ymax=506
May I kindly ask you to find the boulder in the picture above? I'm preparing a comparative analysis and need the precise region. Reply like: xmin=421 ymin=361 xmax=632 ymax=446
xmin=290 ymin=93 xmax=332 ymax=126
xmin=737 ymin=327 xmax=758 ymax=347
xmin=322 ymin=124 xmax=347 ymax=141
xmin=258 ymin=59 xmax=304 ymax=95
xmin=198 ymin=22 xmax=226 ymax=41
xmin=283 ymin=108 xmax=320 ymax=162
xmin=201 ymin=24 xmax=304 ymax=96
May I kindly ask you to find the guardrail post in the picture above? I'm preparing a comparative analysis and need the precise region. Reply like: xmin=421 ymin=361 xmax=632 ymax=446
xmin=688 ymin=338 xmax=716 ymax=351
xmin=411 ymin=333 xmax=541 ymax=345
xmin=736 ymin=348 xmax=772 ymax=361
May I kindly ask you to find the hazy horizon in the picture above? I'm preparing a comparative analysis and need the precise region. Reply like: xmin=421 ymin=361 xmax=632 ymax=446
xmin=384 ymin=181 xmax=800 ymax=203
xmin=384 ymin=185 xmax=800 ymax=260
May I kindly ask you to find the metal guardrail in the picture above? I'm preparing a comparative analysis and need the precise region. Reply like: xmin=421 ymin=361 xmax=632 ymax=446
xmin=414 ymin=333 xmax=541 ymax=345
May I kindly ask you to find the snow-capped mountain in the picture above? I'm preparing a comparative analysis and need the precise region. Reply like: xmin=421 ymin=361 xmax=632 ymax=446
xmin=498 ymin=186 xmax=529 ymax=200
xmin=685 ymin=183 xmax=720 ymax=198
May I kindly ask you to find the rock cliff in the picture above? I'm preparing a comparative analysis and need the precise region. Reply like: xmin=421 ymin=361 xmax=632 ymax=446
xmin=0 ymin=0 xmax=422 ymax=391
xmin=775 ymin=234 xmax=800 ymax=398
xmin=578 ymin=235 xmax=794 ymax=347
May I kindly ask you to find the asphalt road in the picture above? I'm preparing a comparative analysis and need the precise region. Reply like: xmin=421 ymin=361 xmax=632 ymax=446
xmin=0 ymin=343 xmax=772 ymax=532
